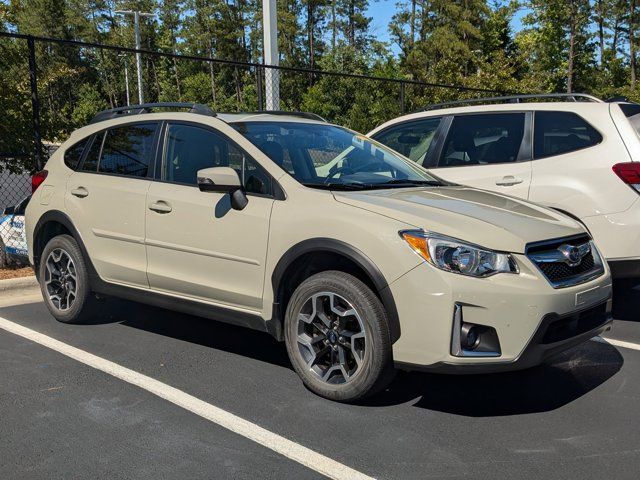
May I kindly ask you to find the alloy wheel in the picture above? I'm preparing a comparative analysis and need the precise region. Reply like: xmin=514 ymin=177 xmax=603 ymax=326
xmin=296 ymin=292 xmax=367 ymax=384
xmin=44 ymin=248 xmax=78 ymax=311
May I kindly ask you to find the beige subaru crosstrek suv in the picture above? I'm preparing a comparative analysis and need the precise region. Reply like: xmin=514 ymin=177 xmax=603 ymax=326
xmin=26 ymin=103 xmax=613 ymax=402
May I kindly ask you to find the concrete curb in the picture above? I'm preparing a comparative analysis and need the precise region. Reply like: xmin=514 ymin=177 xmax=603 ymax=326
xmin=0 ymin=275 xmax=38 ymax=293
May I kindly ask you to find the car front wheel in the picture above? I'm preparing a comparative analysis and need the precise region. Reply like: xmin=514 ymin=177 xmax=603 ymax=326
xmin=285 ymin=270 xmax=394 ymax=402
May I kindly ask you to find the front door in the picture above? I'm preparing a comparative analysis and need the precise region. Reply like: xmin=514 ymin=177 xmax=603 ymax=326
xmin=145 ymin=122 xmax=275 ymax=311
xmin=427 ymin=112 xmax=533 ymax=199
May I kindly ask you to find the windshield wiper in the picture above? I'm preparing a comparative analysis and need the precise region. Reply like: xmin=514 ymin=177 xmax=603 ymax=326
xmin=302 ymin=182 xmax=368 ymax=191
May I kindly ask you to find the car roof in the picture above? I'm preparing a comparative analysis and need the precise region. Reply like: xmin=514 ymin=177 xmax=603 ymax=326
xmin=369 ymin=101 xmax=616 ymax=135
xmin=217 ymin=112 xmax=326 ymax=125
xmin=89 ymin=103 xmax=327 ymax=127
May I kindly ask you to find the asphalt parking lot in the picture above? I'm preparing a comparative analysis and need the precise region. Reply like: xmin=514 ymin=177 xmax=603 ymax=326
xmin=1 ymin=281 xmax=639 ymax=479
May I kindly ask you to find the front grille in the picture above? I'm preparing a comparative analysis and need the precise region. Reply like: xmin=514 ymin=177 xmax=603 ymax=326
xmin=526 ymin=234 xmax=604 ymax=288
xmin=538 ymin=251 xmax=595 ymax=282
xmin=541 ymin=301 xmax=609 ymax=344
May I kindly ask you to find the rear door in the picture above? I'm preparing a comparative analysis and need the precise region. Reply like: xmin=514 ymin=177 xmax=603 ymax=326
xmin=424 ymin=112 xmax=533 ymax=198
xmin=65 ymin=122 xmax=159 ymax=287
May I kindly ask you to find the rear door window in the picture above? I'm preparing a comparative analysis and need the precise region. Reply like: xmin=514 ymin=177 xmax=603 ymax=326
xmin=438 ymin=113 xmax=526 ymax=167
xmin=80 ymin=134 xmax=103 ymax=172
xmin=533 ymin=111 xmax=602 ymax=159
xmin=98 ymin=123 xmax=158 ymax=177
xmin=372 ymin=117 xmax=442 ymax=165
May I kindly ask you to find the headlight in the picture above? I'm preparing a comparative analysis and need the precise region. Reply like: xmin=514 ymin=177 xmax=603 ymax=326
xmin=400 ymin=230 xmax=518 ymax=277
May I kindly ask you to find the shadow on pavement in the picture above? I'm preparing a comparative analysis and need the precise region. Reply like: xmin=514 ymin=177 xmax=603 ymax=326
xmin=80 ymin=297 xmax=293 ymax=369
xmin=612 ymin=279 xmax=640 ymax=322
xmin=81 ymin=297 xmax=623 ymax=417
xmin=365 ymin=341 xmax=623 ymax=416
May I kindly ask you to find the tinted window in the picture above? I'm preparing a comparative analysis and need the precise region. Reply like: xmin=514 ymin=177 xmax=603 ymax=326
xmin=64 ymin=138 xmax=90 ymax=170
xmin=534 ymin=111 xmax=602 ymax=159
xmin=99 ymin=123 xmax=157 ymax=177
xmin=163 ymin=123 xmax=272 ymax=195
xmin=81 ymin=134 xmax=103 ymax=172
xmin=438 ymin=113 xmax=525 ymax=167
xmin=373 ymin=118 xmax=441 ymax=165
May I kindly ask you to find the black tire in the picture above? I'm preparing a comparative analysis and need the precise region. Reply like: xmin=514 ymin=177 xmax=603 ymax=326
xmin=284 ymin=270 xmax=395 ymax=402
xmin=38 ymin=234 xmax=97 ymax=324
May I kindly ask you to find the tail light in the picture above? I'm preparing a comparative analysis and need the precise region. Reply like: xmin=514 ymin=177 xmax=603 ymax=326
xmin=612 ymin=162 xmax=640 ymax=192
xmin=32 ymin=170 xmax=48 ymax=193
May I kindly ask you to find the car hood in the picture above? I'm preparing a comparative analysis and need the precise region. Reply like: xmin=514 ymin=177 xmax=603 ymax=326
xmin=333 ymin=186 xmax=586 ymax=253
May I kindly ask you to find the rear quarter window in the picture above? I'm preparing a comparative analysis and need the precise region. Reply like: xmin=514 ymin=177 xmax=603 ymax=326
xmin=533 ymin=111 xmax=602 ymax=159
xmin=63 ymin=138 xmax=90 ymax=170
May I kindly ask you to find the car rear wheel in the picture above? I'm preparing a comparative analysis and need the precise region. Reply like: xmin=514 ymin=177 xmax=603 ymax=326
xmin=285 ymin=271 xmax=394 ymax=402
xmin=39 ymin=234 xmax=97 ymax=324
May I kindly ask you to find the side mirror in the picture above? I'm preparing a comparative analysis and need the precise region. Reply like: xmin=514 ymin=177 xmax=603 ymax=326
xmin=197 ymin=166 xmax=248 ymax=211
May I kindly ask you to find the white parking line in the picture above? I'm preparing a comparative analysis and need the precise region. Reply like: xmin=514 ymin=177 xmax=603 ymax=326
xmin=592 ymin=335 xmax=640 ymax=351
xmin=0 ymin=316 xmax=374 ymax=480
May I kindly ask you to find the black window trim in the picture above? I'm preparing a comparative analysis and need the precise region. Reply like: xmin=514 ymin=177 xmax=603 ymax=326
xmin=76 ymin=120 xmax=161 ymax=180
xmin=431 ymin=111 xmax=533 ymax=169
xmin=154 ymin=119 xmax=285 ymax=200
xmin=531 ymin=110 xmax=604 ymax=160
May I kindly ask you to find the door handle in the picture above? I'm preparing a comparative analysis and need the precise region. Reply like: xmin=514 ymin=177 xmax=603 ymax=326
xmin=71 ymin=187 xmax=89 ymax=198
xmin=495 ymin=176 xmax=524 ymax=186
xmin=148 ymin=201 xmax=172 ymax=214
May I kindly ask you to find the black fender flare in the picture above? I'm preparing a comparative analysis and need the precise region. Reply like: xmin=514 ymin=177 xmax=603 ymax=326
xmin=271 ymin=238 xmax=401 ymax=344
xmin=32 ymin=210 xmax=100 ymax=284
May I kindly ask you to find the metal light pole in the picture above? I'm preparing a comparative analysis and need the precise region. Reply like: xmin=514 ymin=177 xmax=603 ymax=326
xmin=115 ymin=10 xmax=155 ymax=104
xmin=119 ymin=54 xmax=130 ymax=106
xmin=262 ymin=0 xmax=279 ymax=110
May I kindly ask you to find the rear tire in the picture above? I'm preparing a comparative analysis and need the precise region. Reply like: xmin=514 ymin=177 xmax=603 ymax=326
xmin=284 ymin=271 xmax=394 ymax=402
xmin=38 ymin=234 xmax=97 ymax=324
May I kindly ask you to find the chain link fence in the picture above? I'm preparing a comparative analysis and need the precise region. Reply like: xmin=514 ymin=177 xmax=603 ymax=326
xmin=0 ymin=31 xmax=505 ymax=266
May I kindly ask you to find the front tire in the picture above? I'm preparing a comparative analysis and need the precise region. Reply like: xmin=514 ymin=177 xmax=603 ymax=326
xmin=284 ymin=271 xmax=394 ymax=402
xmin=39 ymin=234 xmax=96 ymax=324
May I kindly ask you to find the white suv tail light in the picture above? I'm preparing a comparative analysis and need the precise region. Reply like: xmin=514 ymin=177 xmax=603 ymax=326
xmin=31 ymin=170 xmax=48 ymax=193
xmin=612 ymin=162 xmax=640 ymax=192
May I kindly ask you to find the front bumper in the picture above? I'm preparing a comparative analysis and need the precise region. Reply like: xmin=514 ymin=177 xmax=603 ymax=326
xmin=387 ymin=252 xmax=613 ymax=370
xmin=396 ymin=299 xmax=612 ymax=373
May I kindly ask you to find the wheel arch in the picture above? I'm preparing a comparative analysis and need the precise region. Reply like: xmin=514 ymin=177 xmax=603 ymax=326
xmin=32 ymin=210 xmax=99 ymax=283
xmin=270 ymin=238 xmax=401 ymax=344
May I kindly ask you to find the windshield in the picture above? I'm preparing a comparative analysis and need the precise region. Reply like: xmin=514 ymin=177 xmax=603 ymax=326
xmin=232 ymin=121 xmax=445 ymax=190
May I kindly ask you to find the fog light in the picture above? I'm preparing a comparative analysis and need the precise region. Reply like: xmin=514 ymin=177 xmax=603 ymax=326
xmin=461 ymin=323 xmax=480 ymax=350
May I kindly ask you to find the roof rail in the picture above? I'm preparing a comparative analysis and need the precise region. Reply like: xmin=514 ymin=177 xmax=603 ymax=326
xmin=90 ymin=102 xmax=216 ymax=124
xmin=422 ymin=93 xmax=604 ymax=111
xmin=239 ymin=110 xmax=327 ymax=122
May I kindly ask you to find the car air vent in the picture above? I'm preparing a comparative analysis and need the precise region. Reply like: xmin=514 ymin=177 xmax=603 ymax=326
xmin=526 ymin=234 xmax=605 ymax=288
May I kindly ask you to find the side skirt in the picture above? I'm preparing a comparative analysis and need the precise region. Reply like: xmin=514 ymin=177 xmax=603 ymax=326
xmin=92 ymin=277 xmax=270 ymax=334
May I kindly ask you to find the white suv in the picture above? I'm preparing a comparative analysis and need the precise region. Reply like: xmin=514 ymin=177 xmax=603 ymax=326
xmin=26 ymin=103 xmax=612 ymax=401
xmin=369 ymin=94 xmax=640 ymax=279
